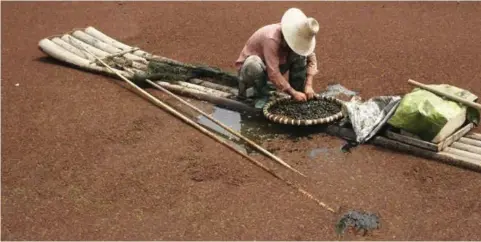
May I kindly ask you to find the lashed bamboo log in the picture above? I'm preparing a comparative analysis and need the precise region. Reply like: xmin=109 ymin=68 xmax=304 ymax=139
xmin=84 ymin=26 xmax=133 ymax=50
xmin=175 ymin=81 xmax=232 ymax=98
xmin=466 ymin=133 xmax=481 ymax=141
xmin=53 ymin=37 xmax=145 ymax=74
xmin=190 ymin=78 xmax=239 ymax=95
xmin=61 ymin=34 xmax=147 ymax=72
xmin=105 ymin=47 xmax=140 ymax=58
xmin=72 ymin=30 xmax=148 ymax=64
xmin=451 ymin=142 xmax=481 ymax=154
xmin=42 ymin=36 xmax=256 ymax=114
xmin=84 ymin=27 xmax=239 ymax=87
xmin=62 ymin=34 xmax=109 ymax=57
xmin=155 ymin=81 xmax=258 ymax=114
xmin=437 ymin=152 xmax=481 ymax=169
xmin=82 ymin=45 xmax=335 ymax=213
xmin=458 ymin=137 xmax=481 ymax=147
xmin=84 ymin=26 xmax=182 ymax=64
xmin=443 ymin=147 xmax=481 ymax=161
xmin=52 ymin=37 xmax=94 ymax=60
xmin=61 ymin=34 xmax=109 ymax=58
xmin=325 ymin=125 xmax=481 ymax=171
xmin=371 ymin=136 xmax=481 ymax=172
xmin=38 ymin=38 xmax=133 ymax=78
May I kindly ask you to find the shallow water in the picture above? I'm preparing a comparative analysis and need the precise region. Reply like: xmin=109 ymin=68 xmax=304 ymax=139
xmin=194 ymin=84 xmax=358 ymax=154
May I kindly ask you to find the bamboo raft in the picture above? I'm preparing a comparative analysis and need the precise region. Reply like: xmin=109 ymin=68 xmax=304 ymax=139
xmin=38 ymin=26 xmax=481 ymax=173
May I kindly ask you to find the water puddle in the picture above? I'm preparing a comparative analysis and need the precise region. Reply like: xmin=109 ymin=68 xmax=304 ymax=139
xmin=193 ymin=83 xmax=359 ymax=154
xmin=197 ymin=107 xmax=242 ymax=140
xmin=308 ymin=147 xmax=330 ymax=159
xmin=195 ymin=106 xmax=282 ymax=154
xmin=196 ymin=106 xmax=329 ymax=142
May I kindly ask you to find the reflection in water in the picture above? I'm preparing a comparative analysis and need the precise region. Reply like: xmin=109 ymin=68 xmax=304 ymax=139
xmin=197 ymin=107 xmax=242 ymax=140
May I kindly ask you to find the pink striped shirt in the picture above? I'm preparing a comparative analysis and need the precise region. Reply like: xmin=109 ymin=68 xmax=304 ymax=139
xmin=235 ymin=23 xmax=318 ymax=92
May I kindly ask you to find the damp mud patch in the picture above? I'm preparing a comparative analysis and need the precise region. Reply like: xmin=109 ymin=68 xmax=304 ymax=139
xmin=269 ymin=99 xmax=342 ymax=120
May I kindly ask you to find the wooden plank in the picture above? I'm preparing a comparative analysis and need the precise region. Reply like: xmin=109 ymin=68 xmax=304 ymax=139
xmin=466 ymin=133 xmax=481 ymax=141
xmin=439 ymin=123 xmax=474 ymax=151
xmin=384 ymin=130 xmax=438 ymax=151
xmin=451 ymin=142 xmax=481 ymax=155
xmin=443 ymin=147 xmax=481 ymax=160
xmin=458 ymin=137 xmax=481 ymax=148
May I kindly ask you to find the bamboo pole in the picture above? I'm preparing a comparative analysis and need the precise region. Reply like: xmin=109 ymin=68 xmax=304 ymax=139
xmin=77 ymin=44 xmax=335 ymax=213
xmin=38 ymin=38 xmax=133 ymax=79
xmin=155 ymin=81 xmax=259 ymax=114
xmin=72 ymin=30 xmax=148 ymax=64
xmin=84 ymin=26 xmax=182 ymax=64
xmin=408 ymin=79 xmax=481 ymax=110
xmin=84 ymin=27 xmax=239 ymax=86
xmin=458 ymin=137 xmax=481 ymax=148
xmin=466 ymin=133 xmax=481 ymax=141
xmin=451 ymin=142 xmax=481 ymax=154
xmin=175 ymin=81 xmax=232 ymax=98
xmin=145 ymin=79 xmax=306 ymax=177
xmin=62 ymin=34 xmax=109 ymax=58
xmin=189 ymin=78 xmax=239 ymax=95
xmin=443 ymin=147 xmax=481 ymax=160
xmin=438 ymin=151 xmax=481 ymax=169
xmin=52 ymin=37 xmax=94 ymax=60
xmin=62 ymin=35 xmax=147 ymax=72
xmin=103 ymin=47 xmax=140 ymax=58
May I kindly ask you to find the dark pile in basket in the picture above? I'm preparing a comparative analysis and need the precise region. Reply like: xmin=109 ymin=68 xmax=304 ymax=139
xmin=269 ymin=99 xmax=342 ymax=120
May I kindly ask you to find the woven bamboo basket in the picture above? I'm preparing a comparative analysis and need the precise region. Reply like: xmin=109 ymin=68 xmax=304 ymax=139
xmin=262 ymin=94 xmax=345 ymax=126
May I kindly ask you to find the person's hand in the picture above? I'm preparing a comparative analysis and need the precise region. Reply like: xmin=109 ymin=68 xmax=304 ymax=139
xmin=304 ymin=86 xmax=316 ymax=100
xmin=291 ymin=90 xmax=307 ymax=102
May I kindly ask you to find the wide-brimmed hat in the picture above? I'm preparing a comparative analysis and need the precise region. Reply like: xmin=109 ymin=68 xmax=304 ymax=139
xmin=281 ymin=8 xmax=319 ymax=56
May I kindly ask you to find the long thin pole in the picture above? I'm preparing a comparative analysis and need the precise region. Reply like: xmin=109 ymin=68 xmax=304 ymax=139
xmin=145 ymin=79 xmax=306 ymax=177
xmin=408 ymin=79 xmax=481 ymax=110
xmin=77 ymin=44 xmax=336 ymax=213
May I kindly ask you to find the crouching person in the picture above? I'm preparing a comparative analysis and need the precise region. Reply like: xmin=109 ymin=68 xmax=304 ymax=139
xmin=234 ymin=8 xmax=320 ymax=102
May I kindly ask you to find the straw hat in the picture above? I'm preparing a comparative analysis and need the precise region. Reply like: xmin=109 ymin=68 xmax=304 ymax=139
xmin=280 ymin=8 xmax=319 ymax=56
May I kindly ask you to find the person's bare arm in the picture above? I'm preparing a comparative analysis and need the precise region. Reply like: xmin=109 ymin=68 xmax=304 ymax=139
xmin=304 ymin=52 xmax=319 ymax=99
